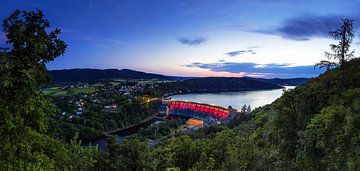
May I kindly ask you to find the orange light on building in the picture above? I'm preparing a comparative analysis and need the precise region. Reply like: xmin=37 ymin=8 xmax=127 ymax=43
xmin=186 ymin=118 xmax=204 ymax=127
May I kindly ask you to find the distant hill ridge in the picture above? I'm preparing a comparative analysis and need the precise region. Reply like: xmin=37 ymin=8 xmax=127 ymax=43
xmin=48 ymin=68 xmax=309 ymax=86
xmin=160 ymin=77 xmax=284 ymax=93
xmin=49 ymin=68 xmax=171 ymax=83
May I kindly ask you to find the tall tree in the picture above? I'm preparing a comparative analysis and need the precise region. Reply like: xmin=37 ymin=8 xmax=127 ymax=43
xmin=0 ymin=9 xmax=66 ymax=164
xmin=316 ymin=19 xmax=355 ymax=69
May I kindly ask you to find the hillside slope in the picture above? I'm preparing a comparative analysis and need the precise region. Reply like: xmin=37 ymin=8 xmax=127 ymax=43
xmin=255 ymin=77 xmax=309 ymax=86
xmin=251 ymin=58 xmax=360 ymax=170
xmin=153 ymin=77 xmax=284 ymax=95
xmin=49 ymin=69 xmax=170 ymax=82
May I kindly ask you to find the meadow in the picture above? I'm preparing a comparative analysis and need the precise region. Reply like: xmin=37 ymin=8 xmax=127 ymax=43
xmin=42 ymin=87 xmax=96 ymax=96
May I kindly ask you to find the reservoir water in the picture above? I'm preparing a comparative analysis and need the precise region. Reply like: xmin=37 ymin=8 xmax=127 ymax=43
xmin=169 ymin=86 xmax=296 ymax=109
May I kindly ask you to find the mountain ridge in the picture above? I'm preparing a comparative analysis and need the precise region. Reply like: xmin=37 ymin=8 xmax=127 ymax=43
xmin=49 ymin=68 xmax=171 ymax=83
xmin=48 ymin=68 xmax=309 ymax=86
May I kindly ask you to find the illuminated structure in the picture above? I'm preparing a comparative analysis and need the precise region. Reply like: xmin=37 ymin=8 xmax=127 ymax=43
xmin=158 ymin=99 xmax=237 ymax=125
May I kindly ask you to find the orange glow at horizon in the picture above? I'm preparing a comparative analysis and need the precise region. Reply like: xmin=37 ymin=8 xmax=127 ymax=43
xmin=143 ymin=66 xmax=268 ymax=78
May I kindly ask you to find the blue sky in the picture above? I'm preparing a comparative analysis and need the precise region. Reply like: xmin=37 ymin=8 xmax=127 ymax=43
xmin=1 ymin=0 xmax=360 ymax=78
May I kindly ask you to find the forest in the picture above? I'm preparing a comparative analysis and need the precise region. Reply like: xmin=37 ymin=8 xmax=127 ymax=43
xmin=0 ymin=9 xmax=359 ymax=170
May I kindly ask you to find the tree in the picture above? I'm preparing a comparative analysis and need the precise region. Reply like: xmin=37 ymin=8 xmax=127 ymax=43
xmin=241 ymin=104 xmax=248 ymax=113
xmin=316 ymin=19 xmax=355 ymax=69
xmin=0 ymin=9 xmax=66 ymax=166
xmin=297 ymin=89 xmax=360 ymax=170
xmin=66 ymin=133 xmax=99 ymax=170
xmin=0 ymin=9 xmax=66 ymax=130
xmin=246 ymin=105 xmax=251 ymax=115
xmin=191 ymin=152 xmax=215 ymax=170
xmin=100 ymin=136 xmax=151 ymax=170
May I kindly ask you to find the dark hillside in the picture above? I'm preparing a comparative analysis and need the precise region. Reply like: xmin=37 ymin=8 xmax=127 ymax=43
xmin=255 ymin=77 xmax=309 ymax=86
xmin=180 ymin=77 xmax=283 ymax=91
xmin=153 ymin=77 xmax=284 ymax=95
xmin=49 ymin=69 xmax=170 ymax=82
xmin=49 ymin=68 xmax=310 ymax=85
xmin=251 ymin=58 xmax=360 ymax=170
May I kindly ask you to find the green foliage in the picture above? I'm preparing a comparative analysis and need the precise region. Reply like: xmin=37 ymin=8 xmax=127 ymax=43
xmin=297 ymin=88 xmax=360 ymax=170
xmin=138 ymin=118 xmax=186 ymax=139
xmin=97 ymin=136 xmax=152 ymax=170
xmin=149 ymin=147 xmax=175 ymax=169
xmin=0 ymin=10 xmax=99 ymax=169
xmin=191 ymin=152 xmax=215 ymax=170
xmin=66 ymin=133 xmax=99 ymax=170
xmin=42 ymin=86 xmax=96 ymax=96
xmin=47 ymin=99 xmax=159 ymax=141
xmin=250 ymin=58 xmax=360 ymax=170
xmin=0 ymin=9 xmax=66 ymax=165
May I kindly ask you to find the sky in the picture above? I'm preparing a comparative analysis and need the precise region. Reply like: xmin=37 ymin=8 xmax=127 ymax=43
xmin=1 ymin=0 xmax=360 ymax=78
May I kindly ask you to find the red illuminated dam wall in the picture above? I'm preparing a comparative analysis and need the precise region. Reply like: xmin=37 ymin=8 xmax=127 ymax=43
xmin=169 ymin=101 xmax=229 ymax=119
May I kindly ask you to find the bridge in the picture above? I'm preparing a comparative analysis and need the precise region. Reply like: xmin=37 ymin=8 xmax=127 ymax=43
xmin=159 ymin=99 xmax=237 ymax=125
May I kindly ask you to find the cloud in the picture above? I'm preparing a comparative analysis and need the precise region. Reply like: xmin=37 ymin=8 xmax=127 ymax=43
xmin=226 ymin=50 xmax=256 ymax=57
xmin=256 ymin=14 xmax=356 ymax=41
xmin=82 ymin=36 xmax=126 ymax=45
xmin=177 ymin=37 xmax=206 ymax=46
xmin=247 ymin=45 xmax=263 ymax=49
xmin=185 ymin=61 xmax=325 ymax=78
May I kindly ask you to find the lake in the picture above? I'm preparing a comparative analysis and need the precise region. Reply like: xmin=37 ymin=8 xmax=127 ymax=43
xmin=169 ymin=86 xmax=296 ymax=109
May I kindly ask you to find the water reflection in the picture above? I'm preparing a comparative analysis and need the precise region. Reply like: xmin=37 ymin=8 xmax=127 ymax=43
xmin=169 ymin=86 xmax=295 ymax=109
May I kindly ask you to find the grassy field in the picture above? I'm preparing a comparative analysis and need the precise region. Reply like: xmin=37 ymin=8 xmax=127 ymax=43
xmin=42 ymin=87 xmax=96 ymax=96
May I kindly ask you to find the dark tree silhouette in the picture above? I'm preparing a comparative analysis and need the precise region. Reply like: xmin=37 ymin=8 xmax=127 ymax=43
xmin=316 ymin=19 xmax=355 ymax=69
xmin=0 ymin=9 xmax=67 ymax=163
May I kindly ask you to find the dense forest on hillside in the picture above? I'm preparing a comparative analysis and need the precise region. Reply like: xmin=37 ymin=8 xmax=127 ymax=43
xmin=1 ymin=9 xmax=359 ymax=170
xmin=143 ymin=77 xmax=285 ymax=96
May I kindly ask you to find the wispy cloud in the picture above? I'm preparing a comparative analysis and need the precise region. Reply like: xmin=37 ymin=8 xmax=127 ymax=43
xmin=247 ymin=45 xmax=263 ymax=49
xmin=256 ymin=14 xmax=356 ymax=41
xmin=177 ymin=37 xmax=206 ymax=46
xmin=81 ymin=35 xmax=126 ymax=45
xmin=57 ymin=28 xmax=126 ymax=48
xmin=185 ymin=61 xmax=325 ymax=78
xmin=75 ymin=35 xmax=127 ymax=48
xmin=226 ymin=50 xmax=256 ymax=57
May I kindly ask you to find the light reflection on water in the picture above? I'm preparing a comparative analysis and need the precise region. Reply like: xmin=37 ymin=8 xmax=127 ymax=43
xmin=169 ymin=86 xmax=295 ymax=109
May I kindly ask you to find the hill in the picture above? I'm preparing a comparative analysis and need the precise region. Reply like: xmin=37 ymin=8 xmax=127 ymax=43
xmin=49 ymin=68 xmax=172 ymax=82
xmin=249 ymin=58 xmax=360 ymax=170
xmin=173 ymin=77 xmax=284 ymax=92
xmin=254 ymin=77 xmax=309 ymax=86
xmin=49 ymin=69 xmax=309 ymax=87
xmin=147 ymin=77 xmax=285 ymax=96
xmin=134 ymin=58 xmax=360 ymax=170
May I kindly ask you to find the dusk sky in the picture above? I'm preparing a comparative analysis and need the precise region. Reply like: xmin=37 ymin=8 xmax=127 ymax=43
xmin=1 ymin=0 xmax=360 ymax=78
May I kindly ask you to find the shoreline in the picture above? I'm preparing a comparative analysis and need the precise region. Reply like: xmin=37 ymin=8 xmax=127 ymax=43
xmin=163 ymin=86 xmax=285 ymax=98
